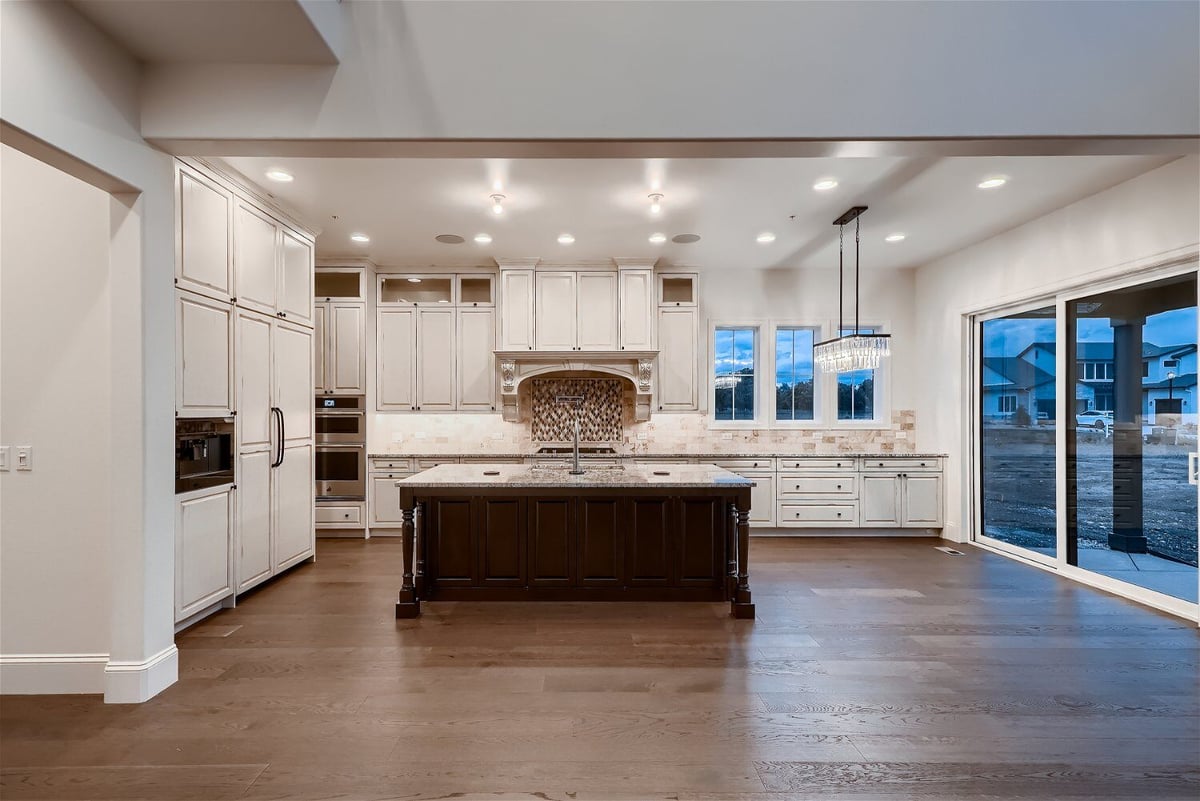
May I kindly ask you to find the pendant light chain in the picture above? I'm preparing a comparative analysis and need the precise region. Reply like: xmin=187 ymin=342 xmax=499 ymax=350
xmin=813 ymin=205 xmax=892 ymax=374
xmin=854 ymin=215 xmax=861 ymax=336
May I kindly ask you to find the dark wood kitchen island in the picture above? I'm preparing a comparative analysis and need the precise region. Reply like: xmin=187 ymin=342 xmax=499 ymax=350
xmin=394 ymin=463 xmax=754 ymax=619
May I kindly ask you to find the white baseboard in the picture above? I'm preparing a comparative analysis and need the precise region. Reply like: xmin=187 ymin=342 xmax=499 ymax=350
xmin=104 ymin=644 xmax=178 ymax=704
xmin=751 ymin=528 xmax=940 ymax=537
xmin=0 ymin=653 xmax=108 ymax=694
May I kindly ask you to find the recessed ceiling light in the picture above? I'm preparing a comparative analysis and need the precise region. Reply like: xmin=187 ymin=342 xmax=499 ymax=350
xmin=435 ymin=234 xmax=465 ymax=244
xmin=884 ymin=233 xmax=906 ymax=243
xmin=557 ymin=233 xmax=575 ymax=245
xmin=977 ymin=176 xmax=1008 ymax=189
xmin=813 ymin=178 xmax=838 ymax=191
xmin=265 ymin=169 xmax=293 ymax=183
xmin=406 ymin=277 xmax=422 ymax=284
xmin=671 ymin=233 xmax=701 ymax=244
xmin=756 ymin=232 xmax=776 ymax=244
xmin=648 ymin=233 xmax=667 ymax=244
xmin=437 ymin=299 xmax=450 ymax=303
xmin=350 ymin=233 xmax=370 ymax=243
xmin=490 ymin=194 xmax=505 ymax=215
xmin=474 ymin=233 xmax=492 ymax=244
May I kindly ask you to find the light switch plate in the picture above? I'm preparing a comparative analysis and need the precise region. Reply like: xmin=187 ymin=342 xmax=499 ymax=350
xmin=491 ymin=433 xmax=503 ymax=440
xmin=721 ymin=432 xmax=733 ymax=440
xmin=0 ymin=445 xmax=9 ymax=471
xmin=636 ymin=433 xmax=648 ymax=441
xmin=16 ymin=446 xmax=32 ymax=471
xmin=895 ymin=431 xmax=908 ymax=439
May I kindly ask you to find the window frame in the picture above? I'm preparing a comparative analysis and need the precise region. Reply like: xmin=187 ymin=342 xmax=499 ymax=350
xmin=825 ymin=319 xmax=893 ymax=429
xmin=767 ymin=321 xmax=824 ymax=427
xmin=709 ymin=321 xmax=763 ymax=427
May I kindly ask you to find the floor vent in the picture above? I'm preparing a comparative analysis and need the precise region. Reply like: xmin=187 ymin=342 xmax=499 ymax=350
xmin=935 ymin=546 xmax=965 ymax=556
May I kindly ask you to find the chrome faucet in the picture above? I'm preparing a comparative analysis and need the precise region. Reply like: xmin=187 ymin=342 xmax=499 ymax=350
xmin=555 ymin=395 xmax=586 ymax=475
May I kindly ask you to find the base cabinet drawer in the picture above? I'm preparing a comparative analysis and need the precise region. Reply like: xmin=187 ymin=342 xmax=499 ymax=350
xmin=777 ymin=474 xmax=857 ymax=498
xmin=711 ymin=458 xmax=775 ymax=471
xmin=862 ymin=457 xmax=940 ymax=472
xmin=316 ymin=504 xmax=363 ymax=525
xmin=778 ymin=457 xmax=857 ymax=471
xmin=777 ymin=502 xmax=858 ymax=527
xmin=371 ymin=458 xmax=413 ymax=471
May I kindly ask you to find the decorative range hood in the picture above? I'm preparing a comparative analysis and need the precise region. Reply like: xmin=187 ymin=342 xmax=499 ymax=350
xmin=495 ymin=350 xmax=658 ymax=422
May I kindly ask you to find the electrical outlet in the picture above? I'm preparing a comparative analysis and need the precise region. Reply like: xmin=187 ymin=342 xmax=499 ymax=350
xmin=0 ymin=445 xmax=9 ymax=471
xmin=16 ymin=446 xmax=33 ymax=471
xmin=636 ymin=432 xmax=648 ymax=441
xmin=491 ymin=432 xmax=504 ymax=440
xmin=895 ymin=431 xmax=908 ymax=439
xmin=391 ymin=433 xmax=404 ymax=443
xmin=721 ymin=432 xmax=733 ymax=440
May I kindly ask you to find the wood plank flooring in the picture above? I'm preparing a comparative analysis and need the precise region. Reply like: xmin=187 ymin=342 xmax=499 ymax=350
xmin=2 ymin=537 xmax=1197 ymax=800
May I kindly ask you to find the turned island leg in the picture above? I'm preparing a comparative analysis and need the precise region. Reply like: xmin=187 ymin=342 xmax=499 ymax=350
xmin=731 ymin=490 xmax=755 ymax=619
xmin=395 ymin=491 xmax=422 ymax=619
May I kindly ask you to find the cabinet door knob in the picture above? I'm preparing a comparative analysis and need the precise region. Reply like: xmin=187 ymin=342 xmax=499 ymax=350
xmin=836 ymin=512 xmax=842 ymax=517
xmin=836 ymin=484 xmax=842 ymax=489
xmin=920 ymin=462 xmax=927 ymax=467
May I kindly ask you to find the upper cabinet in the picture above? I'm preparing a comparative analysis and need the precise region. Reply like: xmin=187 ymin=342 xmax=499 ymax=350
xmin=279 ymin=229 xmax=314 ymax=326
xmin=535 ymin=271 xmax=577 ymax=350
xmin=379 ymin=275 xmax=453 ymax=306
xmin=618 ymin=267 xmax=654 ymax=350
xmin=499 ymin=268 xmax=535 ymax=351
xmin=233 ymin=201 xmax=279 ymax=315
xmin=176 ymin=290 xmax=234 ymax=417
xmin=176 ymin=166 xmax=233 ymax=302
xmin=576 ymin=272 xmax=619 ymax=351
xmin=315 ymin=267 xmax=366 ymax=395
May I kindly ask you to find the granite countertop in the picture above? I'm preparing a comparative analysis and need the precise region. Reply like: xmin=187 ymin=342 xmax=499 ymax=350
xmin=395 ymin=462 xmax=754 ymax=489
xmin=370 ymin=451 xmax=948 ymax=460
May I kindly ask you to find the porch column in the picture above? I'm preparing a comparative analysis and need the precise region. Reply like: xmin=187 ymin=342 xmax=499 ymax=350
xmin=1109 ymin=317 xmax=1146 ymax=553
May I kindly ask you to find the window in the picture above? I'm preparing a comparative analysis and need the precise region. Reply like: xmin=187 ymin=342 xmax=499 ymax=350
xmin=775 ymin=327 xmax=817 ymax=421
xmin=837 ymin=327 xmax=879 ymax=421
xmin=714 ymin=327 xmax=756 ymax=421
xmin=999 ymin=395 xmax=1018 ymax=414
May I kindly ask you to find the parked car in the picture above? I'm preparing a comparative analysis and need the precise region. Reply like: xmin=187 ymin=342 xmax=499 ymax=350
xmin=1076 ymin=410 xmax=1113 ymax=433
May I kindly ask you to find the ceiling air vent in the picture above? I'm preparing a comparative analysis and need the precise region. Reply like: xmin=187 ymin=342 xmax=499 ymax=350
xmin=435 ymin=234 xmax=465 ymax=244
xmin=671 ymin=234 xmax=701 ymax=244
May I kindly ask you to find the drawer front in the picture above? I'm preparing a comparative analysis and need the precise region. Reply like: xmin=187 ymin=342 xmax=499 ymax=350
xmin=370 ymin=458 xmax=412 ymax=471
xmin=316 ymin=504 xmax=363 ymax=525
xmin=778 ymin=474 xmax=857 ymax=498
xmin=862 ymin=457 xmax=941 ymax=472
xmin=778 ymin=457 xmax=857 ymax=471
xmin=632 ymin=458 xmax=693 ymax=465
xmin=710 ymin=458 xmax=776 ymax=470
xmin=777 ymin=502 xmax=858 ymax=527
xmin=415 ymin=458 xmax=459 ymax=470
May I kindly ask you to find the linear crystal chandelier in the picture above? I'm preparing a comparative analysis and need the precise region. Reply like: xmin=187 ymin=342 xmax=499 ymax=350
xmin=813 ymin=206 xmax=892 ymax=374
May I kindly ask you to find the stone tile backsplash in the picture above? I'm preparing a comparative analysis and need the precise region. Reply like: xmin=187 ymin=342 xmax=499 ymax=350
xmin=370 ymin=408 xmax=919 ymax=455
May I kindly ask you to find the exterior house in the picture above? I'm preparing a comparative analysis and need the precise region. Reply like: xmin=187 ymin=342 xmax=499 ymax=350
xmin=983 ymin=340 xmax=1197 ymax=426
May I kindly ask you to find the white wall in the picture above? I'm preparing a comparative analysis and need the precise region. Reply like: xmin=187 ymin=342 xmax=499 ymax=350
xmin=0 ymin=145 xmax=113 ymax=693
xmin=914 ymin=156 xmax=1200 ymax=542
xmin=0 ymin=0 xmax=178 ymax=701
xmin=140 ymin=1 xmax=1198 ymax=143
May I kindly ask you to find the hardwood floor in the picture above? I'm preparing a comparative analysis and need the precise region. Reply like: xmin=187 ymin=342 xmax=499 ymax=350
xmin=2 ymin=537 xmax=1197 ymax=800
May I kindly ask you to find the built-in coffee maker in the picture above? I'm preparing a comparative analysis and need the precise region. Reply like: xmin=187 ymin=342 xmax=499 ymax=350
xmin=175 ymin=418 xmax=235 ymax=493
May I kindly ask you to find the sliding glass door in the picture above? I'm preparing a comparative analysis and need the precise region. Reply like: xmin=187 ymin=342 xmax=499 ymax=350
xmin=978 ymin=305 xmax=1059 ymax=560
xmin=1066 ymin=273 xmax=1197 ymax=602
xmin=975 ymin=267 xmax=1199 ymax=611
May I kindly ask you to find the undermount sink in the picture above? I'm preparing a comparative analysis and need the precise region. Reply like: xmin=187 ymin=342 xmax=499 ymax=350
xmin=530 ymin=462 xmax=625 ymax=472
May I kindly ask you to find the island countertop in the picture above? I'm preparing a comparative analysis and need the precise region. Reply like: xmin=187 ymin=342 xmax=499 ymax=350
xmin=395 ymin=462 xmax=753 ymax=489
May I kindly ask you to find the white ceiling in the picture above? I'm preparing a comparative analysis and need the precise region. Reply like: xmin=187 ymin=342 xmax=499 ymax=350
xmin=218 ymin=154 xmax=1174 ymax=271
xmin=70 ymin=0 xmax=339 ymax=64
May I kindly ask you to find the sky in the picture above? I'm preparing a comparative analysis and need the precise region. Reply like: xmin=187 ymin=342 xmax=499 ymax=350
xmin=983 ymin=306 xmax=1196 ymax=358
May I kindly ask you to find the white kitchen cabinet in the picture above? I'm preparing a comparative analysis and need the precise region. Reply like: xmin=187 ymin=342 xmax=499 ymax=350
xmin=744 ymin=471 xmax=776 ymax=527
xmin=234 ymin=310 xmax=314 ymax=595
xmin=175 ymin=484 xmax=234 ymax=621
xmin=901 ymin=474 xmax=943 ymax=527
xmin=860 ymin=474 xmax=902 ymax=526
xmin=370 ymin=473 xmax=409 ymax=526
xmin=619 ymin=268 xmax=654 ymax=350
xmin=416 ymin=308 xmax=456 ymax=410
xmin=500 ymin=269 xmax=535 ymax=351
xmin=656 ymin=307 xmax=698 ymax=410
xmin=279 ymin=228 xmax=314 ymax=326
xmin=236 ymin=449 xmax=273 ymax=592
xmin=860 ymin=466 xmax=943 ymax=528
xmin=177 ymin=290 xmax=234 ymax=417
xmin=233 ymin=201 xmax=279 ymax=316
xmin=313 ymin=304 xmax=326 ymax=393
xmin=235 ymin=308 xmax=273 ymax=451
xmin=176 ymin=167 xmax=232 ymax=302
xmin=535 ymin=271 xmax=577 ymax=350
xmin=321 ymin=302 xmax=365 ymax=395
xmin=275 ymin=319 xmax=314 ymax=444
xmin=457 ymin=308 xmax=496 ymax=411
xmin=576 ymin=272 xmax=619 ymax=350
xmin=274 ymin=442 xmax=315 ymax=570
xmin=378 ymin=308 xmax=416 ymax=410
